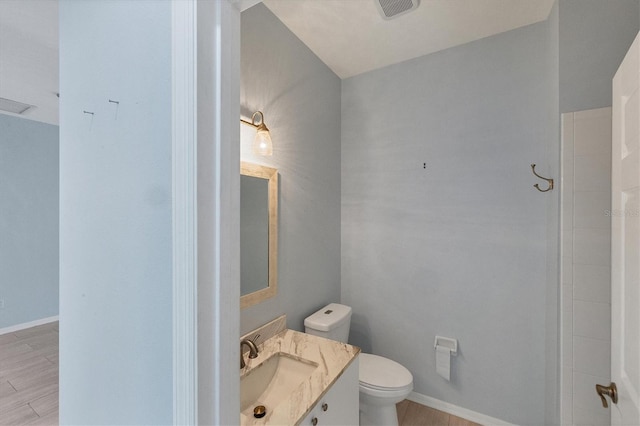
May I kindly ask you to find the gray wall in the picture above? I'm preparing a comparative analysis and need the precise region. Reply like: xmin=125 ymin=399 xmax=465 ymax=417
xmin=0 ymin=114 xmax=59 ymax=329
xmin=240 ymin=4 xmax=342 ymax=334
xmin=559 ymin=0 xmax=639 ymax=113
xmin=544 ymin=2 xmax=561 ymax=425
xmin=59 ymin=1 xmax=173 ymax=423
xmin=341 ymin=19 xmax=558 ymax=425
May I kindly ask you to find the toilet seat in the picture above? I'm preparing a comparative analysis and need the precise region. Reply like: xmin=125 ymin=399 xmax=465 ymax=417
xmin=359 ymin=381 xmax=413 ymax=399
xmin=359 ymin=353 xmax=413 ymax=392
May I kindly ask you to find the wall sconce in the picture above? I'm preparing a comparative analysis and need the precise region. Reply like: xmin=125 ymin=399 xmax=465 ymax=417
xmin=240 ymin=111 xmax=273 ymax=156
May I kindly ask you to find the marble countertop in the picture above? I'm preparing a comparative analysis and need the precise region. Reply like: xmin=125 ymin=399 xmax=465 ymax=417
xmin=240 ymin=329 xmax=360 ymax=425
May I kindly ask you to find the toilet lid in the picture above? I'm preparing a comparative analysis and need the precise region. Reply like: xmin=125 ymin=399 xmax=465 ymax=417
xmin=359 ymin=353 xmax=413 ymax=389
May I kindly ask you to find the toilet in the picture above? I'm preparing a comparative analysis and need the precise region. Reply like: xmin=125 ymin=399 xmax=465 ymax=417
xmin=304 ymin=303 xmax=413 ymax=426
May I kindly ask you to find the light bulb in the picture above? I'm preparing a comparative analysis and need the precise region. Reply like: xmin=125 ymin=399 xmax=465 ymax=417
xmin=253 ymin=129 xmax=273 ymax=156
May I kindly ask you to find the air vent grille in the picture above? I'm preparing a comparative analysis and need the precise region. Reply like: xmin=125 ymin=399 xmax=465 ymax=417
xmin=0 ymin=97 xmax=34 ymax=115
xmin=376 ymin=0 xmax=419 ymax=19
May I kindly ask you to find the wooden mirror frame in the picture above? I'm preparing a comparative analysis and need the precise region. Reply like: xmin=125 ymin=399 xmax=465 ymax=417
xmin=240 ymin=162 xmax=278 ymax=309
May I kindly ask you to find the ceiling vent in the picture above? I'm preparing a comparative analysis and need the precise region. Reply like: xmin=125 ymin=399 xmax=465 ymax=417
xmin=374 ymin=0 xmax=420 ymax=20
xmin=0 ymin=97 xmax=34 ymax=115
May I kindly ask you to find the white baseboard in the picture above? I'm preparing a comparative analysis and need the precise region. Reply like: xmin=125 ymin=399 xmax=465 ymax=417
xmin=408 ymin=391 xmax=518 ymax=426
xmin=0 ymin=316 xmax=59 ymax=335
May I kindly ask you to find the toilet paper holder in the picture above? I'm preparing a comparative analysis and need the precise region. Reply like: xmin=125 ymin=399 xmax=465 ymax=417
xmin=434 ymin=336 xmax=457 ymax=355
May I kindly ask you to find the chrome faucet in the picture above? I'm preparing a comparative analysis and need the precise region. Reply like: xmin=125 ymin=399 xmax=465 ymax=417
xmin=240 ymin=339 xmax=259 ymax=369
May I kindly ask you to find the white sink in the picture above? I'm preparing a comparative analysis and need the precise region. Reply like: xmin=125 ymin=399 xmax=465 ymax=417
xmin=240 ymin=352 xmax=318 ymax=415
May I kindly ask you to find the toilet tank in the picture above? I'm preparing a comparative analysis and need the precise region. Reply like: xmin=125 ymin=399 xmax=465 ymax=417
xmin=304 ymin=303 xmax=352 ymax=343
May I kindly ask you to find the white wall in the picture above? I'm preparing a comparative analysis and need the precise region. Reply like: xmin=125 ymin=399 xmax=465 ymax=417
xmin=341 ymin=19 xmax=558 ymax=425
xmin=240 ymin=4 xmax=342 ymax=334
xmin=561 ymin=108 xmax=612 ymax=426
xmin=59 ymin=1 xmax=173 ymax=423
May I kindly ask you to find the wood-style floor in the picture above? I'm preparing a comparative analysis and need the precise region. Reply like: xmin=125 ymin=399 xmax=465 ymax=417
xmin=0 ymin=322 xmax=479 ymax=426
xmin=0 ymin=322 xmax=58 ymax=425
xmin=397 ymin=400 xmax=481 ymax=426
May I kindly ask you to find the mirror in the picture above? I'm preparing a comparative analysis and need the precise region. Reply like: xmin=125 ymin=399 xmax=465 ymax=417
xmin=240 ymin=161 xmax=278 ymax=308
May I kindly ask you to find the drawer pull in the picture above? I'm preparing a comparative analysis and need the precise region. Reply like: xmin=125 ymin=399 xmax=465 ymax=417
xmin=322 ymin=403 xmax=328 ymax=412
xmin=311 ymin=417 xmax=318 ymax=426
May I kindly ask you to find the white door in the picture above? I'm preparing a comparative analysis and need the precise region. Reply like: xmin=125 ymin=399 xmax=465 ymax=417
xmin=610 ymin=31 xmax=640 ymax=425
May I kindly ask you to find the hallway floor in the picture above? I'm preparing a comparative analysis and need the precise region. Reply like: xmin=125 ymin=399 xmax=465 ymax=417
xmin=0 ymin=321 xmax=58 ymax=425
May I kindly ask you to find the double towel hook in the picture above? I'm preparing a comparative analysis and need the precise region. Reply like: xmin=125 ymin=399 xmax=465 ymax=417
xmin=531 ymin=164 xmax=554 ymax=192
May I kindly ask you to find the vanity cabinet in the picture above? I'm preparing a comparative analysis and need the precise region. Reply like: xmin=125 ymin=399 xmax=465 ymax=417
xmin=299 ymin=357 xmax=359 ymax=426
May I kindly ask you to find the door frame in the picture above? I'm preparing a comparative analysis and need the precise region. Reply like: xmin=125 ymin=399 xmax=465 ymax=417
xmin=171 ymin=1 xmax=241 ymax=424
xmin=172 ymin=1 xmax=198 ymax=423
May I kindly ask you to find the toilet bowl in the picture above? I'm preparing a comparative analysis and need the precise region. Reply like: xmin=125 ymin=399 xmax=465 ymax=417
xmin=358 ymin=353 xmax=413 ymax=425
xmin=304 ymin=303 xmax=414 ymax=426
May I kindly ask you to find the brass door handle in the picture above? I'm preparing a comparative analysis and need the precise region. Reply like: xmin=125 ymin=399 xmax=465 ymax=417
xmin=596 ymin=382 xmax=618 ymax=408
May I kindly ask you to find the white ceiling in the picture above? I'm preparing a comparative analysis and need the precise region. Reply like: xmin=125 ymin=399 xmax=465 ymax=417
xmin=0 ymin=0 xmax=58 ymax=125
xmin=0 ymin=0 xmax=555 ymax=125
xmin=262 ymin=0 xmax=556 ymax=79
